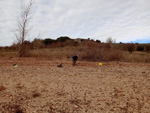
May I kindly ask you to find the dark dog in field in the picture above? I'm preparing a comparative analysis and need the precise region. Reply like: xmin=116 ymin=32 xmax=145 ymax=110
xmin=57 ymin=64 xmax=63 ymax=67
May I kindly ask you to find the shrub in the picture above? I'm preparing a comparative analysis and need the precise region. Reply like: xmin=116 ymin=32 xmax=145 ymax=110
xmin=146 ymin=46 xmax=150 ymax=52
xmin=96 ymin=40 xmax=101 ymax=43
xmin=57 ymin=36 xmax=70 ymax=42
xmin=32 ymin=38 xmax=45 ymax=49
xmin=126 ymin=43 xmax=135 ymax=53
xmin=137 ymin=46 xmax=144 ymax=51
xmin=43 ymin=38 xmax=55 ymax=46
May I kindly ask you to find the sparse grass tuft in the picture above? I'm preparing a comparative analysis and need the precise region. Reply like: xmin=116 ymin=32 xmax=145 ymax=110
xmin=0 ymin=85 xmax=6 ymax=91
xmin=32 ymin=92 xmax=41 ymax=98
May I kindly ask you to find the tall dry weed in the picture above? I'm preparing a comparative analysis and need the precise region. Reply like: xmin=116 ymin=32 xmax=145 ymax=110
xmin=79 ymin=42 xmax=123 ymax=61
xmin=123 ymin=52 xmax=150 ymax=62
xmin=22 ymin=43 xmax=124 ymax=61
xmin=15 ymin=41 xmax=150 ymax=62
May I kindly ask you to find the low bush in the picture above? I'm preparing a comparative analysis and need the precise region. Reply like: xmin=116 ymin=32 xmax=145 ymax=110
xmin=137 ymin=46 xmax=144 ymax=51
xmin=146 ymin=46 xmax=150 ymax=52
xmin=126 ymin=43 xmax=135 ymax=53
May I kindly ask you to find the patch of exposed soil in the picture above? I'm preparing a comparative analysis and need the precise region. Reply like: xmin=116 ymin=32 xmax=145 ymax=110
xmin=0 ymin=57 xmax=150 ymax=112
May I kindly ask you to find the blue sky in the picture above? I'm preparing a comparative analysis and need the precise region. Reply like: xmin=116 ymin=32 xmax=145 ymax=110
xmin=134 ymin=38 xmax=150 ymax=43
xmin=0 ymin=0 xmax=150 ymax=46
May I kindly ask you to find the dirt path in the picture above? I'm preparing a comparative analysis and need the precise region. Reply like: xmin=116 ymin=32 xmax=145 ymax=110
xmin=0 ymin=58 xmax=150 ymax=113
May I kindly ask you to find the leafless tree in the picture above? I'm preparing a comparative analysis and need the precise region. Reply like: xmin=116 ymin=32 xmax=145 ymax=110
xmin=14 ymin=0 xmax=33 ymax=57
xmin=106 ymin=37 xmax=116 ymax=44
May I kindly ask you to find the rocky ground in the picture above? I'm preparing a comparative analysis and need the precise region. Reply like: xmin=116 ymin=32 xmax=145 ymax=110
xmin=0 ymin=57 xmax=150 ymax=113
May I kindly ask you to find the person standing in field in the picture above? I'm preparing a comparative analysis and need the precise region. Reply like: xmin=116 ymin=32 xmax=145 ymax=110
xmin=72 ymin=55 xmax=78 ymax=66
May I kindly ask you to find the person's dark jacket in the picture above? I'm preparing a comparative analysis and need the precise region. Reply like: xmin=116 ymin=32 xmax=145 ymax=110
xmin=72 ymin=55 xmax=78 ymax=61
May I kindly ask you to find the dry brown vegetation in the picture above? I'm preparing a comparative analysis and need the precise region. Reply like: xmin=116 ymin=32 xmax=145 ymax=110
xmin=0 ymin=85 xmax=6 ymax=91
xmin=1 ymin=41 xmax=150 ymax=63
xmin=0 ymin=58 xmax=150 ymax=112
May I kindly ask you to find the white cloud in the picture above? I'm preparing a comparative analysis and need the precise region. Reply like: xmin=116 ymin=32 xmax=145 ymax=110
xmin=0 ymin=0 xmax=150 ymax=46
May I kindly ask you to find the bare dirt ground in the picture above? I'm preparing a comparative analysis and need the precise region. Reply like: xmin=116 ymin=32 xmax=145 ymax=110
xmin=0 ymin=57 xmax=150 ymax=113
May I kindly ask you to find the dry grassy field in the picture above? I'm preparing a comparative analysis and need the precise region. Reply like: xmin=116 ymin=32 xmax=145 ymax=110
xmin=0 ymin=57 xmax=150 ymax=113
